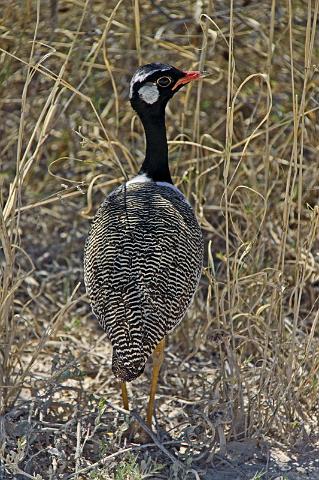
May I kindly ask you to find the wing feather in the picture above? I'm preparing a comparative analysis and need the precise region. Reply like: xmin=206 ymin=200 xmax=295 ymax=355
xmin=84 ymin=182 xmax=203 ymax=381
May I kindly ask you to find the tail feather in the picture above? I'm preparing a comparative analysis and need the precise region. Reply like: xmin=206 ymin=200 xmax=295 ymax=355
xmin=112 ymin=348 xmax=146 ymax=381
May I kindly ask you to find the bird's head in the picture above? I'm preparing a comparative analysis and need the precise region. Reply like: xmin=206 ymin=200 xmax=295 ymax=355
xmin=129 ymin=63 xmax=202 ymax=117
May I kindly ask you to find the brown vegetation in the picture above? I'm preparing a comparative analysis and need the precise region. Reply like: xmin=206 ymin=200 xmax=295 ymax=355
xmin=0 ymin=0 xmax=319 ymax=478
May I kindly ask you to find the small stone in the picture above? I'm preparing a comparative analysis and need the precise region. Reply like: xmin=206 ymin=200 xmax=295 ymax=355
xmin=48 ymin=447 xmax=61 ymax=456
xmin=279 ymin=465 xmax=291 ymax=472
xmin=296 ymin=466 xmax=307 ymax=473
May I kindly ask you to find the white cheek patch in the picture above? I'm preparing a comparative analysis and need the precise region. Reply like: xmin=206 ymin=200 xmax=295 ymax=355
xmin=138 ymin=83 xmax=159 ymax=104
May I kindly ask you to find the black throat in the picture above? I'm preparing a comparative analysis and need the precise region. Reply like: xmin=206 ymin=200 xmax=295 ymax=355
xmin=138 ymin=107 xmax=173 ymax=184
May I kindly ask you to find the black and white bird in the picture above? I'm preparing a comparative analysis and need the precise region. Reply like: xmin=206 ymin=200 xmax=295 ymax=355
xmin=84 ymin=63 xmax=204 ymax=430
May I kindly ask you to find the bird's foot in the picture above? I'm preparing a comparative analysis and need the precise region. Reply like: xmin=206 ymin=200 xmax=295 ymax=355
xmin=122 ymin=419 xmax=153 ymax=444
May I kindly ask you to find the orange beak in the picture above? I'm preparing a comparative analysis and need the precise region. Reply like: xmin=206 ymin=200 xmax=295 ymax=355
xmin=172 ymin=70 xmax=202 ymax=90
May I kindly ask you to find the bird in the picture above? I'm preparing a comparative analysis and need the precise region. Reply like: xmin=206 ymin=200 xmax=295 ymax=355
xmin=84 ymin=62 xmax=204 ymax=433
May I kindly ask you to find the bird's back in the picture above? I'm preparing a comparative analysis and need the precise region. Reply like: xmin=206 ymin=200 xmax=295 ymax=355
xmin=84 ymin=181 xmax=203 ymax=381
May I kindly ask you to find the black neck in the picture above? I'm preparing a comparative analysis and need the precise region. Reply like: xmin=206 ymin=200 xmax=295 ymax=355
xmin=138 ymin=109 xmax=173 ymax=183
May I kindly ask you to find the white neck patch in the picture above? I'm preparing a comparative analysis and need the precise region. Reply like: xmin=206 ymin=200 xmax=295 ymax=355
xmin=138 ymin=83 xmax=159 ymax=104
xmin=126 ymin=173 xmax=151 ymax=186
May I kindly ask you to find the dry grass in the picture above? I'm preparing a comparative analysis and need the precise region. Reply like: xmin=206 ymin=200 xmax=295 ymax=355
xmin=0 ymin=0 xmax=319 ymax=479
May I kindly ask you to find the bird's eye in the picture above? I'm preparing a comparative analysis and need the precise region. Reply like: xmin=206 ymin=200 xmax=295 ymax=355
xmin=156 ymin=76 xmax=172 ymax=87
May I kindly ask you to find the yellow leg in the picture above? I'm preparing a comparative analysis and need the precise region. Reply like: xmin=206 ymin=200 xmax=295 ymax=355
xmin=121 ymin=382 xmax=129 ymax=410
xmin=146 ymin=338 xmax=165 ymax=428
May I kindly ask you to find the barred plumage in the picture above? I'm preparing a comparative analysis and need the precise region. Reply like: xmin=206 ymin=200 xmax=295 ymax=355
xmin=84 ymin=180 xmax=203 ymax=381
xmin=83 ymin=64 xmax=205 ymax=429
